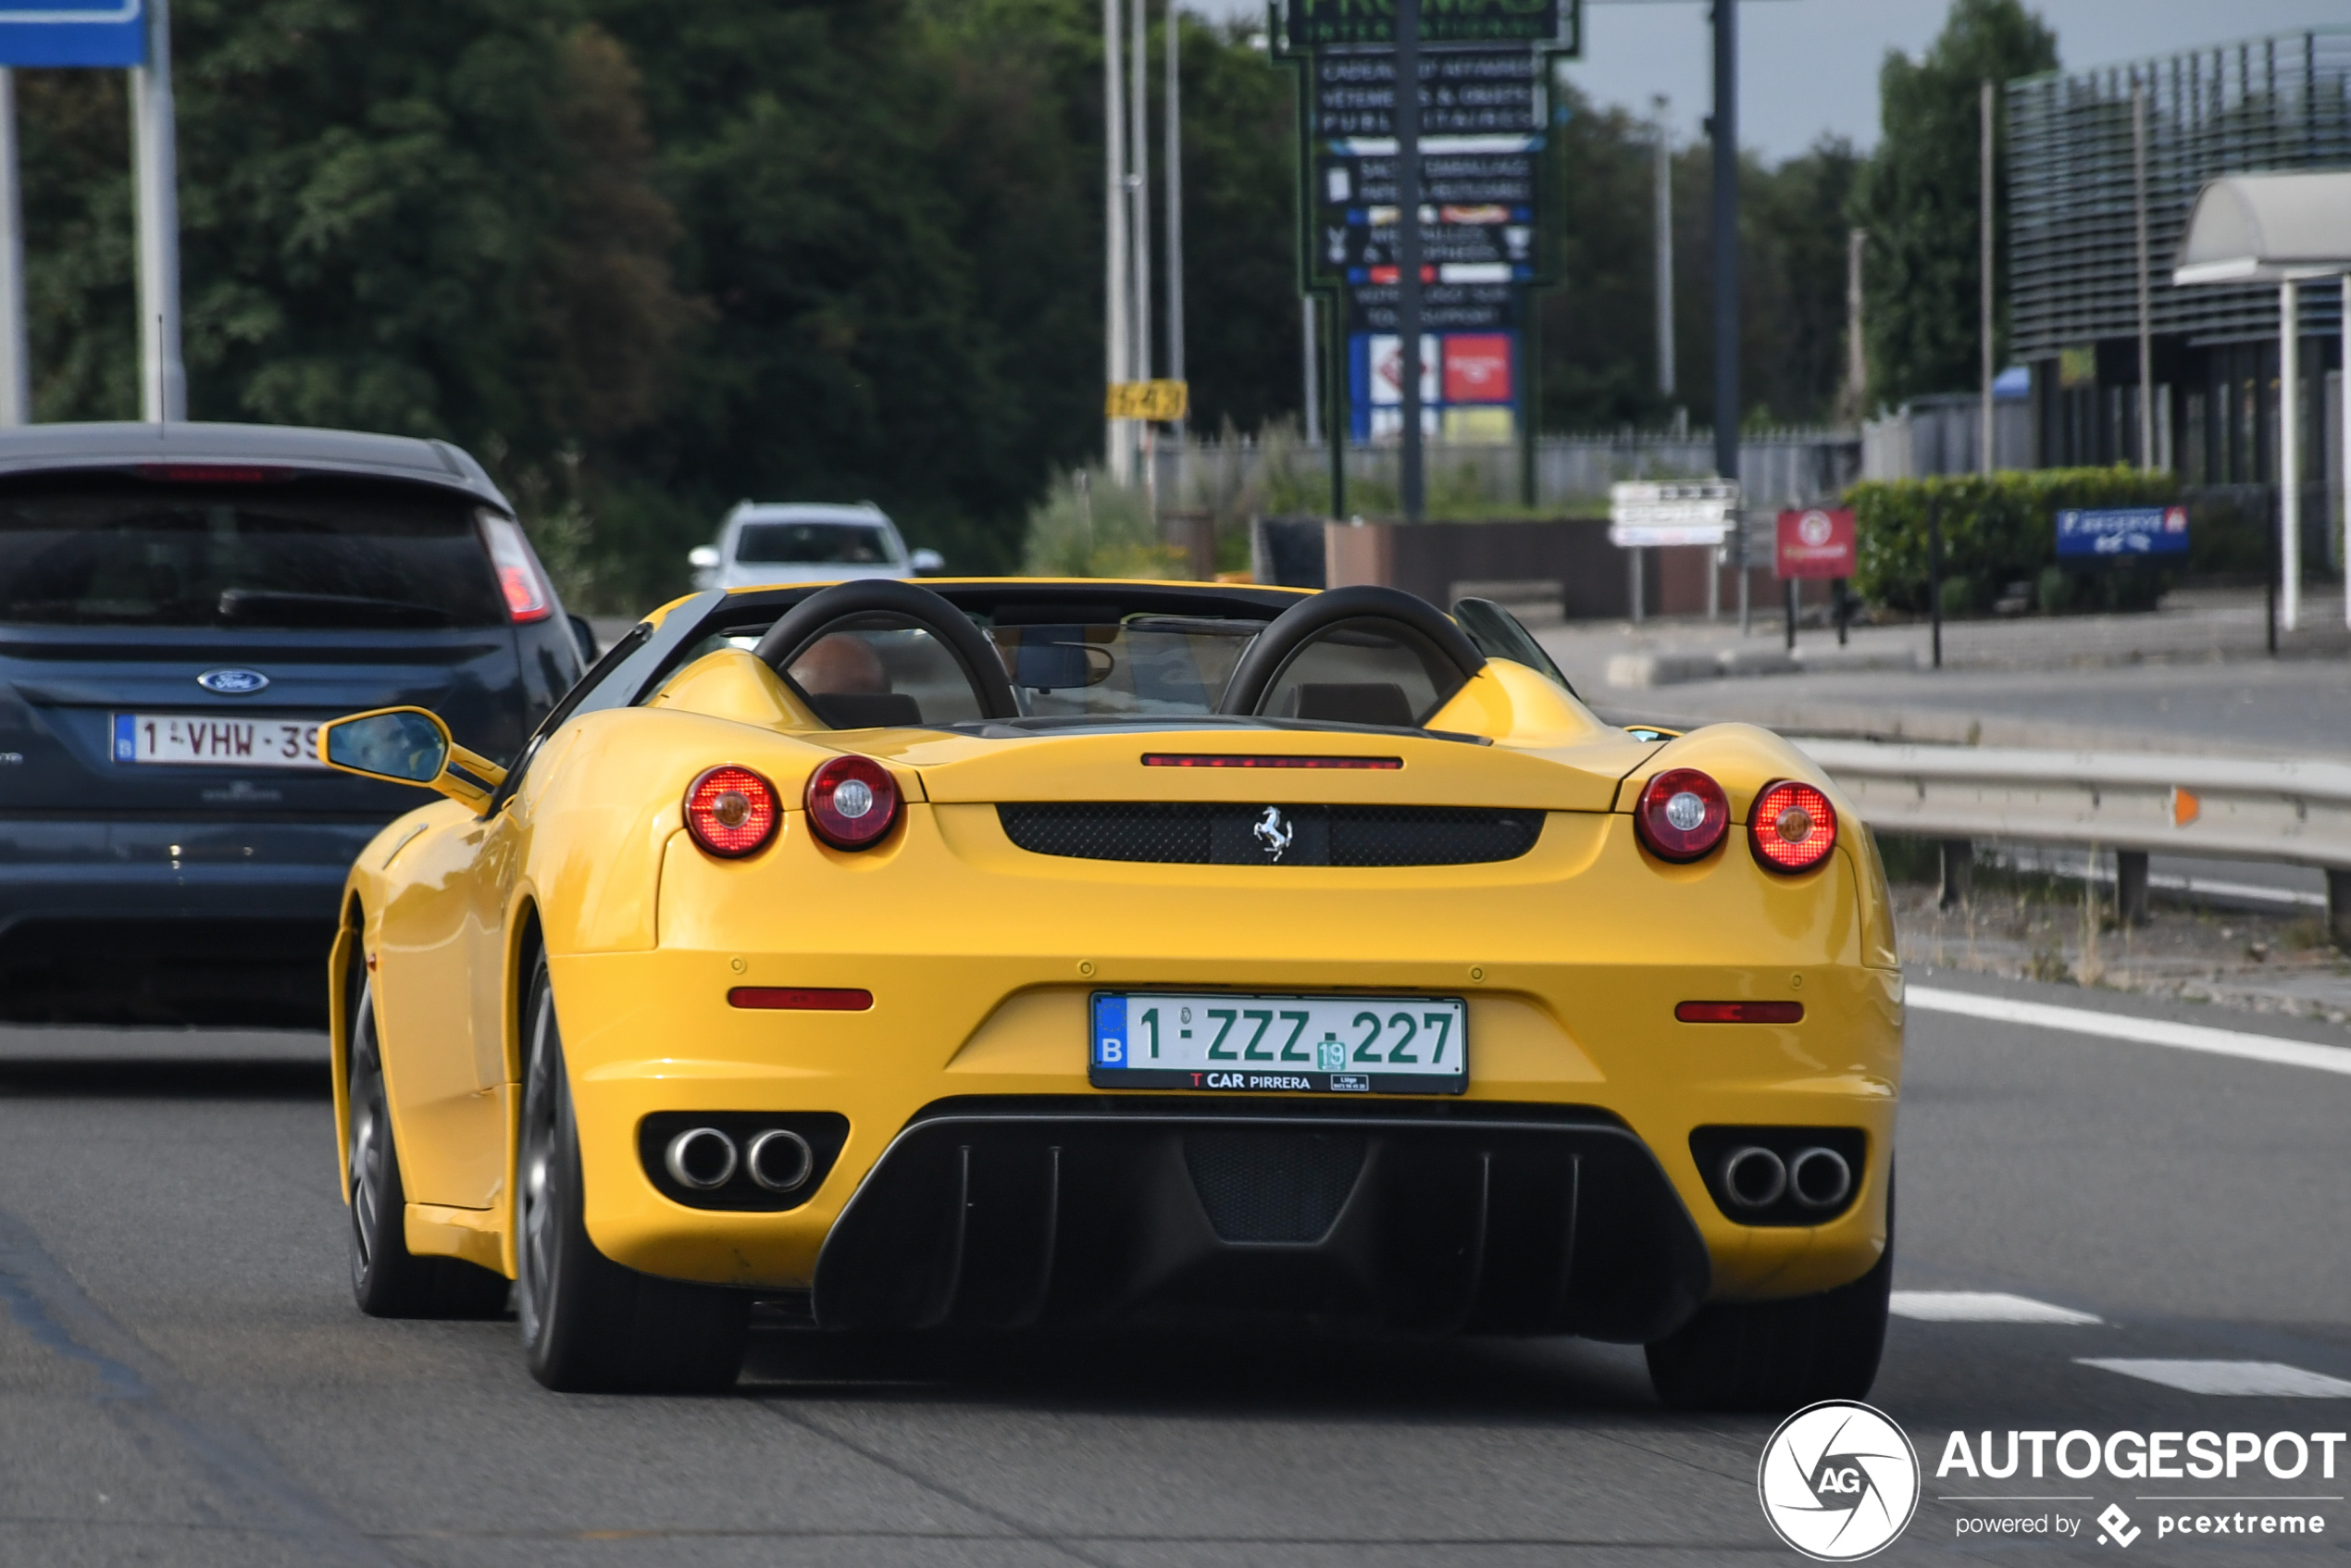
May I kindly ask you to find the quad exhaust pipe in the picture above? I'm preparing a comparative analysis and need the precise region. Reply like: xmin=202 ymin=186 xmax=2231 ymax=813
xmin=663 ymin=1126 xmax=815 ymax=1194
xmin=665 ymin=1126 xmax=737 ymax=1190
xmin=1719 ymin=1144 xmax=1852 ymax=1212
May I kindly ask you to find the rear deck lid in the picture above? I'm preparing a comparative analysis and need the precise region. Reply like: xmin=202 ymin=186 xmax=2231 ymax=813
xmin=840 ymin=719 xmax=1640 ymax=813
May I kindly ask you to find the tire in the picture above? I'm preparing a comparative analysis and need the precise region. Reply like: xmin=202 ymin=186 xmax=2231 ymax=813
xmin=346 ymin=979 xmax=512 ymax=1318
xmin=1645 ymin=1175 xmax=1895 ymax=1413
xmin=515 ymin=954 xmax=748 ymax=1393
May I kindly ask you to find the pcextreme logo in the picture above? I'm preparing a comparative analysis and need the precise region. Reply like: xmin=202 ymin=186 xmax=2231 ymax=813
xmin=1758 ymin=1400 xmax=1923 ymax=1561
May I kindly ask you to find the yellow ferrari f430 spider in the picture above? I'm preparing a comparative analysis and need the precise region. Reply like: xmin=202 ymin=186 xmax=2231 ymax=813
xmin=321 ymin=579 xmax=1900 ymax=1407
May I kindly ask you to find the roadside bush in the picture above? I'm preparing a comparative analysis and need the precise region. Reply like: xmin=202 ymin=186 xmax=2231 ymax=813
xmin=1021 ymin=470 xmax=1187 ymax=579
xmin=1849 ymin=467 xmax=2180 ymax=613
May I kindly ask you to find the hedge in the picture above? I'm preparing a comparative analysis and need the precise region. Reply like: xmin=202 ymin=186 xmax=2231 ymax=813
xmin=1849 ymin=467 xmax=2181 ymax=614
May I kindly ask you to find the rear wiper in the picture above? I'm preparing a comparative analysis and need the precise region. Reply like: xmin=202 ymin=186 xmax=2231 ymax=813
xmin=217 ymin=590 xmax=452 ymax=628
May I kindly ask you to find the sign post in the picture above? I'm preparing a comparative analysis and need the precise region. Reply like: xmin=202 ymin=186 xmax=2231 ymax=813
xmin=1611 ymin=480 xmax=1738 ymax=625
xmin=2054 ymin=504 xmax=2188 ymax=559
xmin=1774 ymin=507 xmax=1856 ymax=652
xmin=0 ymin=0 xmax=168 ymax=426
xmin=131 ymin=0 xmax=181 ymax=421
xmin=0 ymin=68 xmax=23 ymax=426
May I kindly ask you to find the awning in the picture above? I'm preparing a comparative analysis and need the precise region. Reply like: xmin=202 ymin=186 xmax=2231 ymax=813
xmin=2171 ymin=171 xmax=2351 ymax=285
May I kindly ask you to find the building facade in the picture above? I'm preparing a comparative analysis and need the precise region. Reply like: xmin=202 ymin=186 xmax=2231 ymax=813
xmin=2006 ymin=31 xmax=2348 ymax=517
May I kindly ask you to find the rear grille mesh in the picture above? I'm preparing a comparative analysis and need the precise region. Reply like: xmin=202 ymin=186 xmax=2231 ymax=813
xmin=1184 ymin=1130 xmax=1367 ymax=1243
xmin=996 ymin=803 xmax=1544 ymax=866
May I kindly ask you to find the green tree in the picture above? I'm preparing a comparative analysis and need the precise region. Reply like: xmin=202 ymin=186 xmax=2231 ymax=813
xmin=1847 ymin=0 xmax=2058 ymax=407
xmin=21 ymin=0 xmax=691 ymax=500
xmin=1742 ymin=138 xmax=1863 ymax=427
xmin=1172 ymin=19 xmax=1300 ymax=436
xmin=1535 ymin=86 xmax=1860 ymax=433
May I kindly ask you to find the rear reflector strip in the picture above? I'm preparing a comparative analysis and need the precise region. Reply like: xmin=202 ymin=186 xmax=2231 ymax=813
xmin=1141 ymin=753 xmax=1402 ymax=769
xmin=728 ymin=987 xmax=872 ymax=1011
xmin=1675 ymin=1001 xmax=1803 ymax=1024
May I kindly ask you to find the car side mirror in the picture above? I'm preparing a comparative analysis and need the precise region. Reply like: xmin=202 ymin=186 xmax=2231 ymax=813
xmin=321 ymin=706 xmax=508 ymax=810
xmin=688 ymin=545 xmax=721 ymax=570
xmin=908 ymin=548 xmax=944 ymax=575
xmin=566 ymin=613 xmax=597 ymax=666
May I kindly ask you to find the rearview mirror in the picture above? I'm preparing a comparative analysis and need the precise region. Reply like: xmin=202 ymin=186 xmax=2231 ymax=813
xmin=688 ymin=545 xmax=721 ymax=570
xmin=321 ymin=706 xmax=507 ymax=809
xmin=908 ymin=548 xmax=944 ymax=575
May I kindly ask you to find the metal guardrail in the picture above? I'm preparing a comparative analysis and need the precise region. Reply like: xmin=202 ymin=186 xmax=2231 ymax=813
xmin=1793 ymin=739 xmax=2351 ymax=930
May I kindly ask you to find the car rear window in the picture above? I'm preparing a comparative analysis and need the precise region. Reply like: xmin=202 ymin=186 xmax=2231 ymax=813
xmin=735 ymin=522 xmax=894 ymax=566
xmin=0 ymin=472 xmax=508 ymax=628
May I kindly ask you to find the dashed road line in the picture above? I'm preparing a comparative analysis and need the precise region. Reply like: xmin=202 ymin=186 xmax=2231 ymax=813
xmin=1891 ymin=1290 xmax=2102 ymax=1324
xmin=2078 ymin=1360 xmax=2351 ymax=1397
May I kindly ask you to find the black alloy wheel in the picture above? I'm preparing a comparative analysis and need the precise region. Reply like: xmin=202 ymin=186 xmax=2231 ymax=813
xmin=1643 ymin=1169 xmax=1896 ymax=1412
xmin=515 ymin=953 xmax=749 ymax=1393
xmin=346 ymin=978 xmax=510 ymax=1318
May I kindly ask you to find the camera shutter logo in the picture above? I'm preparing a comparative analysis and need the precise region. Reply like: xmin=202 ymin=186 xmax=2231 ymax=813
xmin=1757 ymin=1400 xmax=1920 ymax=1560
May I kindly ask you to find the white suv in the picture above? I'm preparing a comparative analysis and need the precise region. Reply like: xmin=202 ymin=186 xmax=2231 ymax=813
xmin=688 ymin=502 xmax=942 ymax=591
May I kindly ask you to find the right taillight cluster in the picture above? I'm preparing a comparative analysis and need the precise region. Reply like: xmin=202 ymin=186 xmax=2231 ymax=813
xmin=1748 ymin=778 xmax=1837 ymax=873
xmin=1633 ymin=768 xmax=1837 ymax=874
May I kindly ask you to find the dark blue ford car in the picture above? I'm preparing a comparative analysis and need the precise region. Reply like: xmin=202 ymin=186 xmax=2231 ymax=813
xmin=0 ymin=422 xmax=588 ymax=1027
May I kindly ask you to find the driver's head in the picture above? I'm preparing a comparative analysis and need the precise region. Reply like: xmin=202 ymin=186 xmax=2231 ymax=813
xmin=790 ymin=631 xmax=889 ymax=696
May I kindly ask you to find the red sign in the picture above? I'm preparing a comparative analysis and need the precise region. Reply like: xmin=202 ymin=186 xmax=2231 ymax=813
xmin=1442 ymin=335 xmax=1512 ymax=404
xmin=1775 ymin=508 xmax=1856 ymax=579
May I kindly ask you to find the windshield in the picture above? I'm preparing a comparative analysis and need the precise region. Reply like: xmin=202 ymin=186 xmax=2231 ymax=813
xmin=0 ymin=474 xmax=508 ymax=628
xmin=665 ymin=612 xmax=1267 ymax=723
xmin=735 ymin=521 xmax=896 ymax=566
xmin=987 ymin=617 xmax=1259 ymax=718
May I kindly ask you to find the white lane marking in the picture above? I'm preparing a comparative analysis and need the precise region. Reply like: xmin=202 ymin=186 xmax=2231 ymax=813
xmin=2079 ymin=1359 xmax=2351 ymax=1398
xmin=1891 ymin=1290 xmax=2101 ymax=1324
xmin=1908 ymin=986 xmax=2351 ymax=1077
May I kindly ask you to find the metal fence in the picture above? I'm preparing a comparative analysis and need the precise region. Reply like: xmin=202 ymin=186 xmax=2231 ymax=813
xmin=1151 ymin=428 xmax=1860 ymax=516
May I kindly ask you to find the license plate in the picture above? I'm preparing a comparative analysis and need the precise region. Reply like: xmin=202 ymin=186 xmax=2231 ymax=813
xmin=1089 ymin=991 xmax=1467 ymax=1094
xmin=113 ymin=714 xmax=328 ymax=769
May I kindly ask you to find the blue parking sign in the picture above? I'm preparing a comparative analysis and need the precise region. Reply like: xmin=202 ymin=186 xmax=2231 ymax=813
xmin=2056 ymin=505 xmax=2188 ymax=559
xmin=0 ymin=0 xmax=147 ymax=68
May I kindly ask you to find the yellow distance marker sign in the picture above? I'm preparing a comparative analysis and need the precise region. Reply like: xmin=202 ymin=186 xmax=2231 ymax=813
xmin=1105 ymin=380 xmax=1189 ymax=420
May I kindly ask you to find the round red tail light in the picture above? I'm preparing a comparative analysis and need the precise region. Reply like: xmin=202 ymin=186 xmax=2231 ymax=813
xmin=806 ymin=755 xmax=900 ymax=850
xmin=685 ymin=765 xmax=779 ymax=858
xmin=1749 ymin=779 xmax=1837 ymax=873
xmin=1635 ymin=767 xmax=1729 ymax=863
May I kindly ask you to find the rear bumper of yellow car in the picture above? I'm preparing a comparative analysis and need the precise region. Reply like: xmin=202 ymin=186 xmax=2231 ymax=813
xmin=545 ymin=806 xmax=1900 ymax=1335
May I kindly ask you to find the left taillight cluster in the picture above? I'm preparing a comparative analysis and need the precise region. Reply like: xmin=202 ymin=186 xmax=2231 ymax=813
xmin=682 ymin=756 xmax=902 ymax=859
xmin=1633 ymin=768 xmax=1837 ymax=874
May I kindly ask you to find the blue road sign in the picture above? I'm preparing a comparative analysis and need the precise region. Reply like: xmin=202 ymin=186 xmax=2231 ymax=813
xmin=2056 ymin=505 xmax=2189 ymax=559
xmin=0 ymin=0 xmax=146 ymax=68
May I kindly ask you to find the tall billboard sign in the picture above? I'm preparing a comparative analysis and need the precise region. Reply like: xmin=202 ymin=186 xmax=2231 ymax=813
xmin=1286 ymin=0 xmax=1576 ymax=53
xmin=1275 ymin=0 xmax=1578 ymax=481
xmin=0 ymin=0 xmax=147 ymax=67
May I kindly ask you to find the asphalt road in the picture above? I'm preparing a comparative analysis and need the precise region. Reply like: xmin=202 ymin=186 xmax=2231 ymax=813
xmin=2 ymin=977 xmax=2347 ymax=1566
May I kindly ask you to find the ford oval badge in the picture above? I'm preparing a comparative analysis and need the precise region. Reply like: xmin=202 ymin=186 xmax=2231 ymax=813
xmin=197 ymin=668 xmax=270 ymax=695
